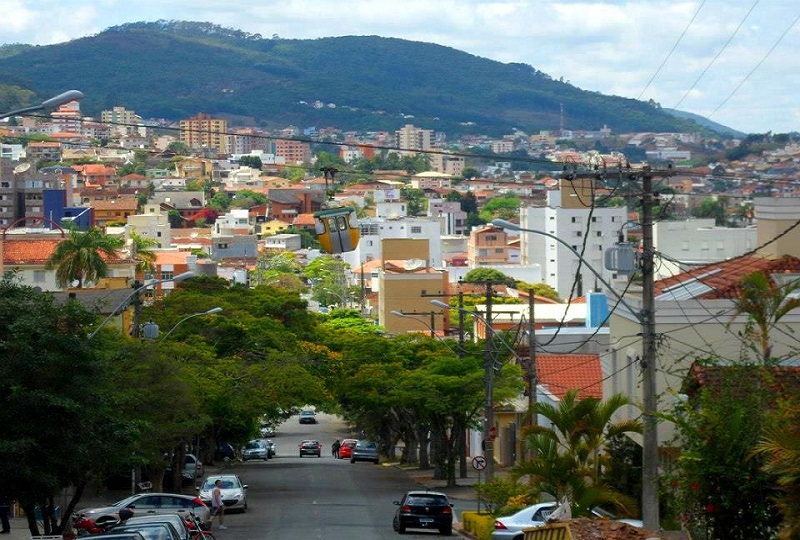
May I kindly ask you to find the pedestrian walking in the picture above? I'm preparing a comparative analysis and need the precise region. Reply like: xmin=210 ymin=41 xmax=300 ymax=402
xmin=0 ymin=492 xmax=10 ymax=534
xmin=331 ymin=439 xmax=341 ymax=459
xmin=211 ymin=479 xmax=226 ymax=530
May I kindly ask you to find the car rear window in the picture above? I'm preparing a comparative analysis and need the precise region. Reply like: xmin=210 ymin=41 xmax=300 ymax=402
xmin=407 ymin=496 xmax=448 ymax=506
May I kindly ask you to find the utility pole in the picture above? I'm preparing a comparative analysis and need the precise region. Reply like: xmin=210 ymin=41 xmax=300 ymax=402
xmin=641 ymin=168 xmax=659 ymax=532
xmin=457 ymin=291 xmax=467 ymax=479
xmin=526 ymin=291 xmax=537 ymax=430
xmin=131 ymin=280 xmax=142 ymax=338
xmin=483 ymin=280 xmax=495 ymax=481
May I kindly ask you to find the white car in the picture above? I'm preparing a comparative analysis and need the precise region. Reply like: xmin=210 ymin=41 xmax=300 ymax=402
xmin=492 ymin=502 xmax=642 ymax=540
xmin=197 ymin=474 xmax=248 ymax=513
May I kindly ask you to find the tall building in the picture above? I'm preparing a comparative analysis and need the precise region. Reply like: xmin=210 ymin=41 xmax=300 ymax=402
xmin=521 ymin=179 xmax=627 ymax=299
xmin=275 ymin=139 xmax=311 ymax=164
xmin=395 ymin=124 xmax=433 ymax=152
xmin=100 ymin=106 xmax=142 ymax=136
xmin=179 ymin=114 xmax=228 ymax=154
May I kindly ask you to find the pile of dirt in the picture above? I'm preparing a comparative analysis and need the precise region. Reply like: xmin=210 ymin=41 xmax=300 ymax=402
xmin=556 ymin=518 xmax=659 ymax=540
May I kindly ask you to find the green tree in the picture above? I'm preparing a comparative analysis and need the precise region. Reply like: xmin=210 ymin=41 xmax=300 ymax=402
xmin=479 ymin=195 xmax=520 ymax=222
xmin=462 ymin=268 xmax=516 ymax=287
xmin=45 ymin=227 xmax=125 ymax=288
xmin=691 ymin=197 xmax=727 ymax=226
xmin=167 ymin=141 xmax=190 ymax=155
xmin=0 ymin=276 xmax=129 ymax=535
xmin=129 ymin=230 xmax=159 ymax=278
xmin=513 ymin=390 xmax=641 ymax=517
xmin=516 ymin=282 xmax=561 ymax=302
xmin=238 ymin=155 xmax=263 ymax=169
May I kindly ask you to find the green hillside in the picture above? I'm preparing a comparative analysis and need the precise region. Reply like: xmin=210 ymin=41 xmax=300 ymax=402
xmin=0 ymin=20 xmax=712 ymax=136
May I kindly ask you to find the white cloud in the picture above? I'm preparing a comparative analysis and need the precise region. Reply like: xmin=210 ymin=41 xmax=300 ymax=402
xmin=1 ymin=0 xmax=798 ymax=133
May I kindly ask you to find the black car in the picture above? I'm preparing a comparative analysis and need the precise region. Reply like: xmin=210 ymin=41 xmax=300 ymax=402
xmin=299 ymin=440 xmax=322 ymax=457
xmin=393 ymin=490 xmax=453 ymax=536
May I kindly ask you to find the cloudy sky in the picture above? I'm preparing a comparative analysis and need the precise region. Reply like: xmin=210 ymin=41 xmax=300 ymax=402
xmin=3 ymin=0 xmax=799 ymax=134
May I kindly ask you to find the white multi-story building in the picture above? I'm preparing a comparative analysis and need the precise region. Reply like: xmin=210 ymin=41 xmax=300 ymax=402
xmin=520 ymin=183 xmax=627 ymax=299
xmin=126 ymin=213 xmax=171 ymax=249
xmin=653 ymin=219 xmax=757 ymax=280
xmin=343 ymin=216 xmax=443 ymax=269
xmin=395 ymin=124 xmax=432 ymax=151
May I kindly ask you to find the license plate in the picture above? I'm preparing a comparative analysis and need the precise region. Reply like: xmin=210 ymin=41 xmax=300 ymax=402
xmin=420 ymin=518 xmax=434 ymax=523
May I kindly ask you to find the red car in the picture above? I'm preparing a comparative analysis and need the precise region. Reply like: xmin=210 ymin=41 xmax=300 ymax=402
xmin=338 ymin=439 xmax=358 ymax=459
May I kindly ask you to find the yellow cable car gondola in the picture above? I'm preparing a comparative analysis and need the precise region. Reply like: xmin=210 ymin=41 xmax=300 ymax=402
xmin=314 ymin=206 xmax=360 ymax=254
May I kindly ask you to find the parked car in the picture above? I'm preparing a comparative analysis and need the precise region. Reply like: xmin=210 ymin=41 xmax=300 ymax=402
xmin=299 ymin=440 xmax=322 ymax=457
xmin=350 ymin=440 xmax=380 ymax=464
xmin=260 ymin=424 xmax=276 ymax=438
xmin=299 ymin=410 xmax=317 ymax=424
xmin=184 ymin=454 xmax=204 ymax=479
xmin=79 ymin=533 xmax=145 ymax=540
xmin=243 ymin=439 xmax=269 ymax=461
xmin=338 ymin=439 xmax=358 ymax=460
xmin=117 ymin=515 xmax=191 ymax=540
xmin=197 ymin=474 xmax=248 ymax=513
xmin=491 ymin=502 xmax=555 ymax=540
xmin=107 ymin=522 xmax=182 ymax=540
xmin=393 ymin=490 xmax=453 ymax=536
xmin=491 ymin=502 xmax=643 ymax=540
xmin=75 ymin=493 xmax=211 ymax=530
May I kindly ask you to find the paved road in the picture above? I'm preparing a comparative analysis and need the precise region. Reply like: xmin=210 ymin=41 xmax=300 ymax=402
xmin=208 ymin=412 xmax=462 ymax=539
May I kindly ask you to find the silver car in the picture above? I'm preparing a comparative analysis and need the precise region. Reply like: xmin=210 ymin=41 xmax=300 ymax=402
xmin=76 ymin=493 xmax=212 ymax=530
xmin=197 ymin=474 xmax=248 ymax=512
xmin=350 ymin=441 xmax=380 ymax=464
xmin=243 ymin=439 xmax=269 ymax=461
xmin=119 ymin=514 xmax=192 ymax=540
xmin=491 ymin=502 xmax=556 ymax=540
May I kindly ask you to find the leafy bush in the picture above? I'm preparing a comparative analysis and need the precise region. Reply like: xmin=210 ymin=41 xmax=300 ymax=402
xmin=474 ymin=476 xmax=536 ymax=515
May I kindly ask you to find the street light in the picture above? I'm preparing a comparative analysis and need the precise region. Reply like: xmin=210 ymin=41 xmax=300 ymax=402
xmin=160 ymin=307 xmax=223 ymax=341
xmin=88 ymin=271 xmax=195 ymax=338
xmin=0 ymin=90 xmax=84 ymax=120
xmin=431 ymin=297 xmax=499 ymax=480
xmin=390 ymin=310 xmax=437 ymax=337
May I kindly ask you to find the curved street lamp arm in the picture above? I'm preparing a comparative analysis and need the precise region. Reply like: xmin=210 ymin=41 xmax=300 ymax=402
xmin=160 ymin=307 xmax=223 ymax=341
xmin=0 ymin=90 xmax=84 ymax=120
xmin=491 ymin=218 xmax=643 ymax=323
xmin=88 ymin=271 xmax=195 ymax=339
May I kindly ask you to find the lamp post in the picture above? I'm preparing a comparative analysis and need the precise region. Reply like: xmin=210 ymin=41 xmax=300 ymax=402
xmin=88 ymin=271 xmax=195 ymax=339
xmin=390 ymin=310 xmax=437 ymax=337
xmin=0 ymin=90 xmax=84 ymax=120
xmin=160 ymin=307 xmax=223 ymax=341
xmin=432 ymin=294 xmax=498 ymax=481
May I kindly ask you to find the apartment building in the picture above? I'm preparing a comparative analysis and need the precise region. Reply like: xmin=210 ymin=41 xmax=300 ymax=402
xmin=429 ymin=152 xmax=465 ymax=176
xmin=275 ymin=139 xmax=311 ymax=164
xmin=179 ymin=113 xmax=228 ymax=154
xmin=395 ymin=124 xmax=433 ymax=151
xmin=468 ymin=225 xmax=510 ymax=267
xmin=520 ymin=180 xmax=627 ymax=299
xmin=342 ymin=216 xmax=443 ymax=271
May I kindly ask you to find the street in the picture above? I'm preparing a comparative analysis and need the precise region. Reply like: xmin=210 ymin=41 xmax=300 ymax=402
xmin=204 ymin=412 xmax=464 ymax=539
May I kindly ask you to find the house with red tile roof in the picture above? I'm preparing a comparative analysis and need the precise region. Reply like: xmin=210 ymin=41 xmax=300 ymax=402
xmin=607 ymin=253 xmax=800 ymax=447
xmin=1 ymin=232 xmax=136 ymax=291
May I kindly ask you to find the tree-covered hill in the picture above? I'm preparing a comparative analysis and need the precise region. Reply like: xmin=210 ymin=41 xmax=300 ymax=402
xmin=0 ymin=20 xmax=713 ymax=136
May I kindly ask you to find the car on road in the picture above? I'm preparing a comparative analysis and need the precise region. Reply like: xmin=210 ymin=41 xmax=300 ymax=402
xmin=393 ymin=490 xmax=453 ymax=536
xmin=243 ymin=439 xmax=270 ymax=461
xmin=350 ymin=441 xmax=380 ymax=464
xmin=197 ymin=474 xmax=248 ymax=513
xmin=76 ymin=493 xmax=211 ymax=530
xmin=184 ymin=454 xmax=204 ymax=479
xmin=299 ymin=439 xmax=322 ymax=457
xmin=299 ymin=410 xmax=317 ymax=424
xmin=117 ymin=515 xmax=192 ymax=540
xmin=81 ymin=533 xmax=146 ymax=540
xmin=215 ymin=443 xmax=236 ymax=462
xmin=338 ymin=438 xmax=358 ymax=459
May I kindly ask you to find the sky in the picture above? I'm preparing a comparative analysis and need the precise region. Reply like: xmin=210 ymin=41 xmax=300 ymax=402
xmin=3 ymin=0 xmax=800 ymax=135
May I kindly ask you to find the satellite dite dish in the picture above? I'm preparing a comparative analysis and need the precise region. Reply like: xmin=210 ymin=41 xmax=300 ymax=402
xmin=403 ymin=259 xmax=425 ymax=271
xmin=13 ymin=163 xmax=31 ymax=174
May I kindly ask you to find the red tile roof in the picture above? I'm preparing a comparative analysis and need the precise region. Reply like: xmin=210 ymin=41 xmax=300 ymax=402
xmin=2 ymin=237 xmax=129 ymax=265
xmin=536 ymin=354 xmax=603 ymax=399
xmin=654 ymin=254 xmax=800 ymax=299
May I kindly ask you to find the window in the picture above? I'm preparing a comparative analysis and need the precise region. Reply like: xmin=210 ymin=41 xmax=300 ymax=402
xmin=485 ymin=235 xmax=497 ymax=241
xmin=160 ymin=271 xmax=174 ymax=281
xmin=217 ymin=243 xmax=228 ymax=249
xmin=596 ymin=231 xmax=602 ymax=237
xmin=575 ymin=231 xmax=582 ymax=237
xmin=411 ymin=226 xmax=422 ymax=234
xmin=156 ymin=232 xmax=162 ymax=237
xmin=495 ymin=248 xmax=503 ymax=254
xmin=33 ymin=270 xmax=45 ymax=283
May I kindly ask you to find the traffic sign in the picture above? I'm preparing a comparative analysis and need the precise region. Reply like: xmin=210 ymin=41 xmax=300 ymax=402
xmin=472 ymin=456 xmax=487 ymax=471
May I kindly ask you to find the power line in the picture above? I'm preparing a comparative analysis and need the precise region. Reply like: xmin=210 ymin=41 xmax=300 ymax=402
xmin=672 ymin=1 xmax=760 ymax=110
xmin=637 ymin=0 xmax=707 ymax=100
xmin=707 ymin=11 xmax=800 ymax=121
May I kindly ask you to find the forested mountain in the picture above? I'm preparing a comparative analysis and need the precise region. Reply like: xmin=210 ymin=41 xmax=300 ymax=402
xmin=0 ymin=20 xmax=716 ymax=136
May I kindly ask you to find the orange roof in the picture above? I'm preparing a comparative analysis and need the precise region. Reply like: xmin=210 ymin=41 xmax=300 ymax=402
xmin=91 ymin=198 xmax=138 ymax=211
xmin=294 ymin=213 xmax=316 ymax=226
xmin=654 ymin=254 xmax=800 ymax=299
xmin=154 ymin=251 xmax=194 ymax=265
xmin=2 ymin=236 xmax=129 ymax=265
xmin=27 ymin=141 xmax=61 ymax=148
xmin=537 ymin=354 xmax=603 ymax=399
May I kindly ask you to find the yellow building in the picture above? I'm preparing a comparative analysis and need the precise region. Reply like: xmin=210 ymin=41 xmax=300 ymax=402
xmin=180 ymin=113 xmax=228 ymax=154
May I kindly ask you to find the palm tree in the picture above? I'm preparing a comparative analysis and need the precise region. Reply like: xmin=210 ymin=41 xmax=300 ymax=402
xmin=731 ymin=270 xmax=800 ymax=364
xmin=128 ymin=231 xmax=159 ymax=279
xmin=513 ymin=390 xmax=641 ymax=517
xmin=45 ymin=227 xmax=125 ymax=288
